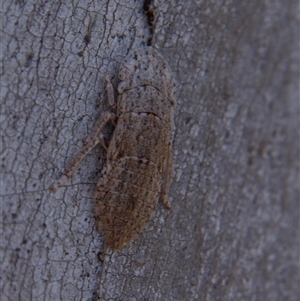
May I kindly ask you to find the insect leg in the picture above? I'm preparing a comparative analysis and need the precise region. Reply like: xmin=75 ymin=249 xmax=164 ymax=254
xmin=51 ymin=112 xmax=116 ymax=192
xmin=105 ymin=72 xmax=117 ymax=110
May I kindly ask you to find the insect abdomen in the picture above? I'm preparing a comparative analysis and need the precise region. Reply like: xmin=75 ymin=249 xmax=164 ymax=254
xmin=95 ymin=157 xmax=160 ymax=250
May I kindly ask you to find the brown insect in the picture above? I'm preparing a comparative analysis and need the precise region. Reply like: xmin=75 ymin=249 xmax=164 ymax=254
xmin=51 ymin=47 xmax=176 ymax=250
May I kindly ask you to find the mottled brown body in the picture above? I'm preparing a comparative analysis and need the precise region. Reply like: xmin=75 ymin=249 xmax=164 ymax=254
xmin=52 ymin=47 xmax=176 ymax=250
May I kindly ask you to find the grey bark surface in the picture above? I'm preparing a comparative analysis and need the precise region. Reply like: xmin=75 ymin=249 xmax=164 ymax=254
xmin=1 ymin=0 xmax=298 ymax=301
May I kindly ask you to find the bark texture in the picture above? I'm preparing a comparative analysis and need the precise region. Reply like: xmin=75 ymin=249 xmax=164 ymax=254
xmin=1 ymin=0 xmax=298 ymax=300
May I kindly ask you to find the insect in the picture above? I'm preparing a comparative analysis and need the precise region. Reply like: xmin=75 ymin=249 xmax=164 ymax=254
xmin=51 ymin=47 xmax=176 ymax=250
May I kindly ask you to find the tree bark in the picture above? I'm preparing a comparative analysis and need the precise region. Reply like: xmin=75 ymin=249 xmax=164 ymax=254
xmin=1 ymin=0 xmax=298 ymax=300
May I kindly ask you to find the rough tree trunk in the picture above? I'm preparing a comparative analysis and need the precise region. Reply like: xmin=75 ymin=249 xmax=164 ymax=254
xmin=1 ymin=0 xmax=298 ymax=300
